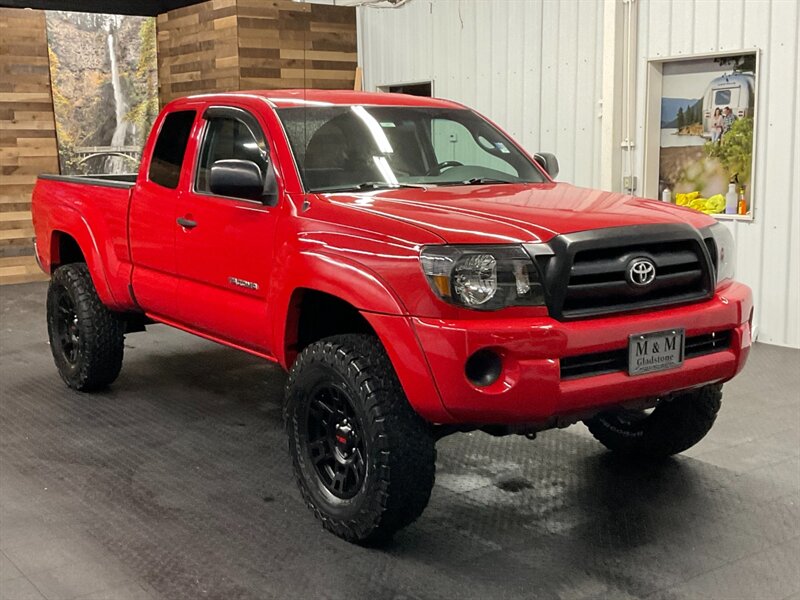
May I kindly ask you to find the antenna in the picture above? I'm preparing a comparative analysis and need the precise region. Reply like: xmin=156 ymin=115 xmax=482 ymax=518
xmin=303 ymin=3 xmax=307 ymax=206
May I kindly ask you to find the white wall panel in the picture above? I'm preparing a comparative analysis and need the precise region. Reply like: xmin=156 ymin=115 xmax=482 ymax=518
xmin=359 ymin=0 xmax=604 ymax=189
xmin=632 ymin=0 xmax=800 ymax=347
xmin=358 ymin=0 xmax=799 ymax=347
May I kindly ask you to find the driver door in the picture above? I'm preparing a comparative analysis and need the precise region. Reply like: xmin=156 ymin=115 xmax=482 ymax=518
xmin=174 ymin=105 xmax=280 ymax=353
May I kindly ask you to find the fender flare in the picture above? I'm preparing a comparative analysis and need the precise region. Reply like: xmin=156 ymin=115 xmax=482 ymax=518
xmin=271 ymin=250 xmax=451 ymax=422
xmin=45 ymin=205 xmax=118 ymax=307
xmin=271 ymin=249 xmax=406 ymax=367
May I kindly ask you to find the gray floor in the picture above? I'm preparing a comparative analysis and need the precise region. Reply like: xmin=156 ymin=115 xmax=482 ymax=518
xmin=0 ymin=282 xmax=798 ymax=600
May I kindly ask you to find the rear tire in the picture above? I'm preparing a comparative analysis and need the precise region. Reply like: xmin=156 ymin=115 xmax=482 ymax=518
xmin=585 ymin=384 xmax=722 ymax=458
xmin=285 ymin=334 xmax=436 ymax=544
xmin=46 ymin=263 xmax=124 ymax=392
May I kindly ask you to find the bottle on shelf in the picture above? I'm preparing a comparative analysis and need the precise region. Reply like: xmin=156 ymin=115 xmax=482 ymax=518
xmin=661 ymin=187 xmax=671 ymax=203
xmin=725 ymin=180 xmax=738 ymax=215
xmin=738 ymin=186 xmax=747 ymax=215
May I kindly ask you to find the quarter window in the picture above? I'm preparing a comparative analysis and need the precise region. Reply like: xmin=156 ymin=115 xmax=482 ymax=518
xmin=148 ymin=110 xmax=196 ymax=189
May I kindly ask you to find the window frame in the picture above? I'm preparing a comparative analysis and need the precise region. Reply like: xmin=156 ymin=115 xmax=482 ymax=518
xmin=191 ymin=105 xmax=273 ymax=205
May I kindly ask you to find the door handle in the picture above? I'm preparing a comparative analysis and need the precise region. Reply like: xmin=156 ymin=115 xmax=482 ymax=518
xmin=176 ymin=216 xmax=197 ymax=229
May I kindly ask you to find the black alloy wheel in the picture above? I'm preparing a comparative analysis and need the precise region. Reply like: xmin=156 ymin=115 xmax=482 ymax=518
xmin=305 ymin=384 xmax=367 ymax=500
xmin=53 ymin=286 xmax=81 ymax=366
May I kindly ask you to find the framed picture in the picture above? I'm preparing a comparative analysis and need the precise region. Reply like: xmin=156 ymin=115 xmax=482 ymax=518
xmin=642 ymin=49 xmax=759 ymax=221
xmin=45 ymin=11 xmax=158 ymax=176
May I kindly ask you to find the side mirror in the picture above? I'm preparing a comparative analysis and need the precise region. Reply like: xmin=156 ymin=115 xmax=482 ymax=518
xmin=209 ymin=159 xmax=266 ymax=202
xmin=534 ymin=152 xmax=559 ymax=179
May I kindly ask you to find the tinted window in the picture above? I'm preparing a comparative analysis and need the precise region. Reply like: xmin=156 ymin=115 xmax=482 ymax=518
xmin=148 ymin=110 xmax=195 ymax=189
xmin=196 ymin=116 xmax=269 ymax=196
xmin=277 ymin=106 xmax=544 ymax=192
xmin=714 ymin=90 xmax=731 ymax=105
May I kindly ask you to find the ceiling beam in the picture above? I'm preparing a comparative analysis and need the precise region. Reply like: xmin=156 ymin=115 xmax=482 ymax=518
xmin=0 ymin=0 xmax=206 ymax=16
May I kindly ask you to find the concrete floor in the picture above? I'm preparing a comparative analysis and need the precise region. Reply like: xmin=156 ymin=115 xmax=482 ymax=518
xmin=0 ymin=282 xmax=798 ymax=600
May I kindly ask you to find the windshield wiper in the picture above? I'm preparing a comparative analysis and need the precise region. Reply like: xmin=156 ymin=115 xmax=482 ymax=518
xmin=454 ymin=177 xmax=517 ymax=185
xmin=316 ymin=181 xmax=428 ymax=193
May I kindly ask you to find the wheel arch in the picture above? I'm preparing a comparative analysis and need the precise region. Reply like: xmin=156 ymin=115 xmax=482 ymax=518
xmin=50 ymin=230 xmax=86 ymax=268
xmin=282 ymin=288 xmax=377 ymax=368
xmin=275 ymin=271 xmax=451 ymax=423
xmin=44 ymin=216 xmax=116 ymax=307
xmin=273 ymin=251 xmax=406 ymax=369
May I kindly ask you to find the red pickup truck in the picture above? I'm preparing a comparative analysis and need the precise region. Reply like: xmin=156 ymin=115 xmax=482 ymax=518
xmin=32 ymin=90 xmax=752 ymax=543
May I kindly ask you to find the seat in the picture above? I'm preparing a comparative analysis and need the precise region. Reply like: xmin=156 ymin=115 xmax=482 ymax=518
xmin=303 ymin=114 xmax=379 ymax=190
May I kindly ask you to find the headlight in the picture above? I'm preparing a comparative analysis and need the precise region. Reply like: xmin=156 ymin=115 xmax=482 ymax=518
xmin=709 ymin=222 xmax=736 ymax=284
xmin=420 ymin=245 xmax=545 ymax=310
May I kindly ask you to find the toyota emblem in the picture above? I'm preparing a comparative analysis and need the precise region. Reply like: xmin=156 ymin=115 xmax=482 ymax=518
xmin=626 ymin=258 xmax=656 ymax=287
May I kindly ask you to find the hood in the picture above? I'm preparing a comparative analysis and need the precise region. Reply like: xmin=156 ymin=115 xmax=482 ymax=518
xmin=324 ymin=183 xmax=715 ymax=244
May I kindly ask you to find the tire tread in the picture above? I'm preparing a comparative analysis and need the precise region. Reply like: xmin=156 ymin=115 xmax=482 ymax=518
xmin=285 ymin=334 xmax=436 ymax=543
xmin=585 ymin=385 xmax=722 ymax=458
xmin=47 ymin=264 xmax=124 ymax=391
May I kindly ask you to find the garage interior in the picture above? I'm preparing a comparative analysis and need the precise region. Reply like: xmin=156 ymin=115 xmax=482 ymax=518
xmin=1 ymin=1 xmax=799 ymax=599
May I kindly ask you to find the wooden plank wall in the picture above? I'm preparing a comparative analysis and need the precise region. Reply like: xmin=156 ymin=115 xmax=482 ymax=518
xmin=156 ymin=0 xmax=240 ymax=104
xmin=237 ymin=1 xmax=357 ymax=91
xmin=0 ymin=8 xmax=57 ymax=285
xmin=157 ymin=0 xmax=357 ymax=105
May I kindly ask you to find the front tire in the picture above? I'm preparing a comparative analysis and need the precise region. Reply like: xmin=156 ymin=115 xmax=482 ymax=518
xmin=585 ymin=384 xmax=722 ymax=458
xmin=46 ymin=263 xmax=125 ymax=392
xmin=285 ymin=334 xmax=436 ymax=544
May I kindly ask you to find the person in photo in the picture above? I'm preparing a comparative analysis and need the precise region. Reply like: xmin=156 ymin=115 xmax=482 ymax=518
xmin=711 ymin=107 xmax=723 ymax=143
xmin=722 ymin=106 xmax=737 ymax=138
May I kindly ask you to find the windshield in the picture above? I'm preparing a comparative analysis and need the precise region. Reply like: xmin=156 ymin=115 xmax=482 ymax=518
xmin=276 ymin=106 xmax=546 ymax=192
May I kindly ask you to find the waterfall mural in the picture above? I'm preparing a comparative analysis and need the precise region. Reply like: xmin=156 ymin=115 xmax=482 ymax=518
xmin=45 ymin=11 xmax=158 ymax=175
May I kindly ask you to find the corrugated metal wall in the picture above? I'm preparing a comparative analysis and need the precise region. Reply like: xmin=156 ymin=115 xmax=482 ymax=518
xmin=632 ymin=0 xmax=800 ymax=347
xmin=359 ymin=0 xmax=605 ymax=188
xmin=358 ymin=0 xmax=800 ymax=348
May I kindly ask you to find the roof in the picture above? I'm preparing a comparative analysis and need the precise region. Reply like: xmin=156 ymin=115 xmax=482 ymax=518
xmin=183 ymin=89 xmax=466 ymax=109
xmin=707 ymin=72 xmax=756 ymax=86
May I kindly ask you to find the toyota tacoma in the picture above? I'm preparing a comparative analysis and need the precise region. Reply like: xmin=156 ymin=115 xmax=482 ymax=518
xmin=31 ymin=90 xmax=752 ymax=543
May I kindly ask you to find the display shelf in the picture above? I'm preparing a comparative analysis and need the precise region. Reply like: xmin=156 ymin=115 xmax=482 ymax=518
xmin=713 ymin=213 xmax=754 ymax=222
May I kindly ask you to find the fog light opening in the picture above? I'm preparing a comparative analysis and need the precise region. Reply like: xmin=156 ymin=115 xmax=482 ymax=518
xmin=465 ymin=348 xmax=503 ymax=387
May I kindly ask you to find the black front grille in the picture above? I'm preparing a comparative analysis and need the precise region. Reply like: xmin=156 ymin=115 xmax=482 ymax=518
xmin=560 ymin=348 xmax=628 ymax=379
xmin=560 ymin=330 xmax=733 ymax=380
xmin=531 ymin=224 xmax=716 ymax=320
xmin=563 ymin=240 xmax=709 ymax=317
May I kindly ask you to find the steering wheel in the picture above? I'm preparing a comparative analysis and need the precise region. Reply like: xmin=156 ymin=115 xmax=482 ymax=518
xmin=426 ymin=160 xmax=464 ymax=176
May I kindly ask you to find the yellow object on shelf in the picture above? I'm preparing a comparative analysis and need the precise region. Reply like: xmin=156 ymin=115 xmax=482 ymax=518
xmin=674 ymin=191 xmax=725 ymax=215
xmin=675 ymin=191 xmax=700 ymax=206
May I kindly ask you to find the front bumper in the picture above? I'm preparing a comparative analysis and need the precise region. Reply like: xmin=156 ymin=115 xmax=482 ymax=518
xmin=408 ymin=281 xmax=752 ymax=424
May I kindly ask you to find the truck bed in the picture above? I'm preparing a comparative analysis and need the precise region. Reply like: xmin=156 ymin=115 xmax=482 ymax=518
xmin=32 ymin=173 xmax=138 ymax=311
xmin=38 ymin=173 xmax=137 ymax=189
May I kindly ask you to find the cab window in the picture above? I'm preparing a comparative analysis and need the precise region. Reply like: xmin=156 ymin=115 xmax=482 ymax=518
xmin=148 ymin=110 xmax=196 ymax=189
xmin=196 ymin=115 xmax=269 ymax=198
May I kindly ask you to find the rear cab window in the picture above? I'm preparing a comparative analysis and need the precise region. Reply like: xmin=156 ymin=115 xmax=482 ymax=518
xmin=148 ymin=110 xmax=196 ymax=189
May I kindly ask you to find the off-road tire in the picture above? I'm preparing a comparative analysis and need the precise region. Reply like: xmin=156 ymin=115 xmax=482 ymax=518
xmin=46 ymin=263 xmax=124 ymax=392
xmin=585 ymin=384 xmax=722 ymax=458
xmin=285 ymin=334 xmax=436 ymax=544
